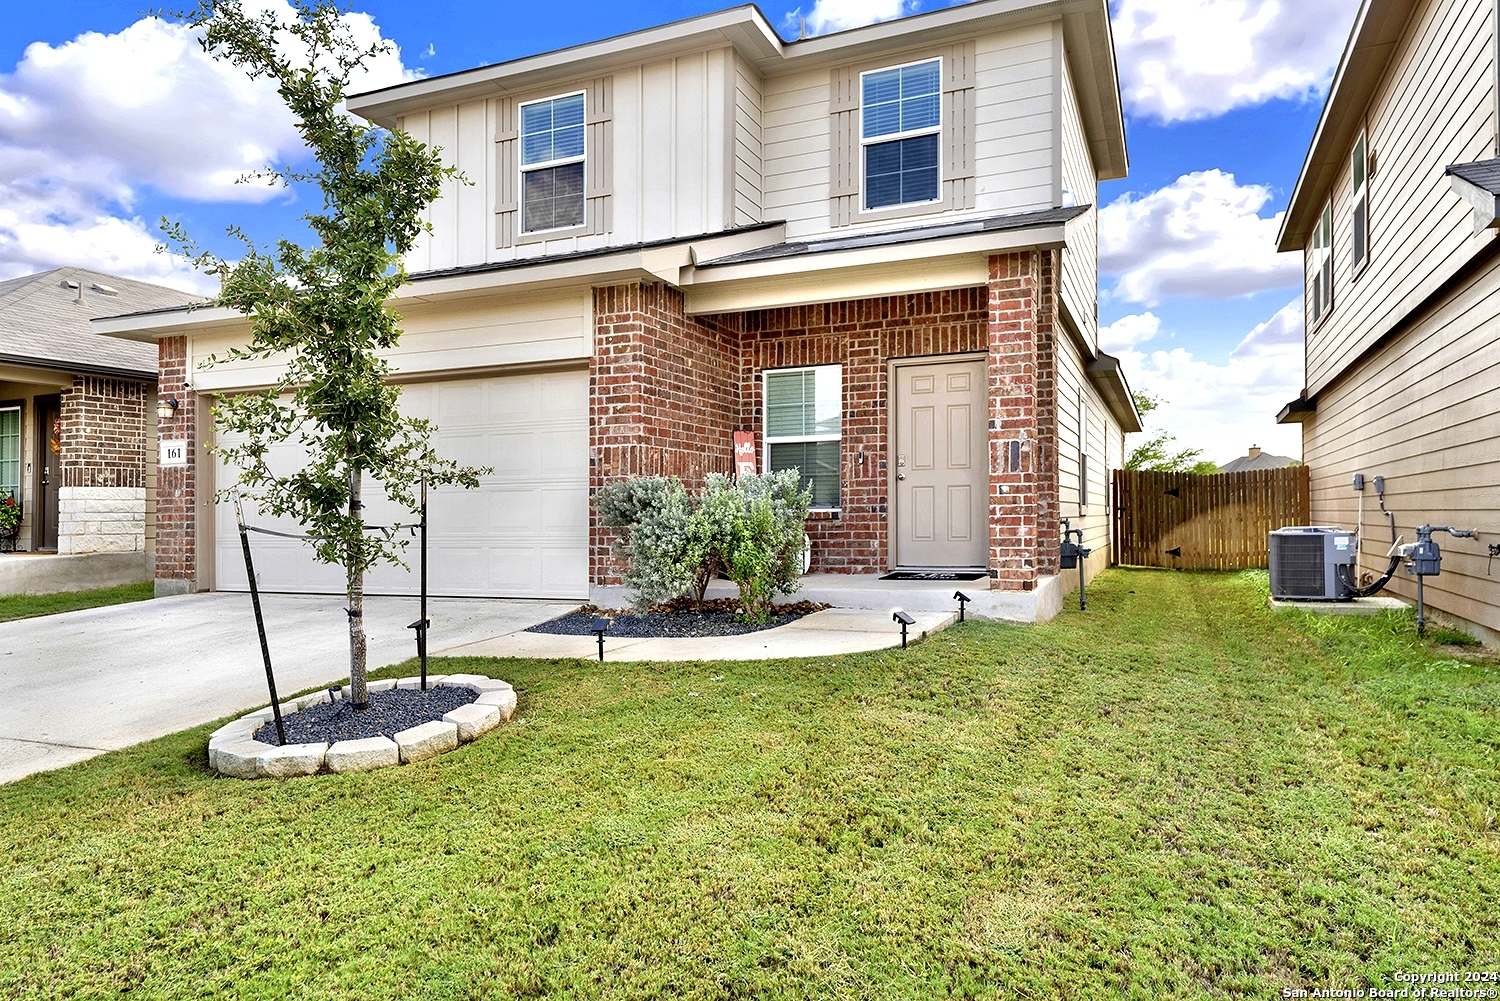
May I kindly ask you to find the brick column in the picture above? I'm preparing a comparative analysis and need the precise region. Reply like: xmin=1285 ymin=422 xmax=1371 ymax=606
xmin=589 ymin=283 xmax=742 ymax=586
xmin=987 ymin=251 xmax=1060 ymax=590
xmin=57 ymin=376 xmax=148 ymax=554
xmin=154 ymin=336 xmax=198 ymax=595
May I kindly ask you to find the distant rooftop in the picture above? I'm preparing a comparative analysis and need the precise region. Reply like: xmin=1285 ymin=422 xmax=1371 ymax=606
xmin=0 ymin=268 xmax=202 ymax=379
xmin=1220 ymin=446 xmax=1298 ymax=474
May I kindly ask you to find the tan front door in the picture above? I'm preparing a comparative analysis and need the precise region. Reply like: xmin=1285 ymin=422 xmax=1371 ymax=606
xmin=893 ymin=358 xmax=988 ymax=567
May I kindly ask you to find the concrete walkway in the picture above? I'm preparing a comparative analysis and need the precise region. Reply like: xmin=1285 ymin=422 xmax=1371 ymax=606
xmin=0 ymin=592 xmax=572 ymax=785
xmin=442 ymin=608 xmax=956 ymax=662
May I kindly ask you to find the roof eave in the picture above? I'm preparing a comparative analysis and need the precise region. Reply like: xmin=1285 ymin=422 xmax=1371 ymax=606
xmin=1085 ymin=352 xmax=1141 ymax=432
xmin=1277 ymin=0 xmax=1411 ymax=252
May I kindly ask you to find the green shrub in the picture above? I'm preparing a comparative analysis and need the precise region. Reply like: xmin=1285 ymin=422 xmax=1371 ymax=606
xmin=595 ymin=470 xmax=812 ymax=622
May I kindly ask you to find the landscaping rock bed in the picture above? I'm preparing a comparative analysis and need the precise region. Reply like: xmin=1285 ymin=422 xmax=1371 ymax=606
xmin=528 ymin=598 xmax=829 ymax=638
xmin=207 ymin=673 xmax=518 ymax=780
xmin=252 ymin=686 xmax=476 ymax=745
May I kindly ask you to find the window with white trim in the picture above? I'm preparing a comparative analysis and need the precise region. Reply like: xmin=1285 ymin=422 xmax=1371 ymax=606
xmin=764 ymin=366 xmax=841 ymax=508
xmin=861 ymin=59 xmax=941 ymax=211
xmin=0 ymin=406 xmax=18 ymax=502
xmin=520 ymin=92 xmax=586 ymax=233
xmin=1351 ymin=131 xmax=1369 ymax=273
xmin=1309 ymin=200 xmax=1333 ymax=325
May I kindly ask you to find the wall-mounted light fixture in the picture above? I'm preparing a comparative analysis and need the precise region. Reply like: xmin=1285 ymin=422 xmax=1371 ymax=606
xmin=157 ymin=397 xmax=180 ymax=421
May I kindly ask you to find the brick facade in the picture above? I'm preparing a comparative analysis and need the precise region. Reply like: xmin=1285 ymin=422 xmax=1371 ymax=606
xmin=738 ymin=288 xmax=990 ymax=574
xmin=590 ymin=283 xmax=743 ymax=584
xmin=154 ymin=336 xmax=198 ymax=591
xmin=986 ymin=250 xmax=1060 ymax=589
xmin=588 ymin=265 xmax=1059 ymax=589
xmin=59 ymin=376 xmax=148 ymax=489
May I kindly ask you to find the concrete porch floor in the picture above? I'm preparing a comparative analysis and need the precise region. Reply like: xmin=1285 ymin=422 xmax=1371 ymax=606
xmin=591 ymin=571 xmax=1067 ymax=624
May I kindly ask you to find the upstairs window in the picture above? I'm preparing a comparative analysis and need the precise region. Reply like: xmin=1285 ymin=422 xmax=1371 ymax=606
xmin=1351 ymin=132 xmax=1369 ymax=273
xmin=520 ymin=92 xmax=586 ymax=233
xmin=0 ymin=406 xmax=16 ymax=503
xmin=764 ymin=366 xmax=841 ymax=508
xmin=1309 ymin=201 xmax=1333 ymax=325
xmin=861 ymin=60 xmax=941 ymax=211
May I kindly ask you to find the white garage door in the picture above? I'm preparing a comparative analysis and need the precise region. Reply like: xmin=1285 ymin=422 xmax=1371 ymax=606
xmin=214 ymin=370 xmax=589 ymax=598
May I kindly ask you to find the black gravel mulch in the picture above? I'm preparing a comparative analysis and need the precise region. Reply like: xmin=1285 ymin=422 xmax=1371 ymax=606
xmin=527 ymin=598 xmax=828 ymax=638
xmin=253 ymin=686 xmax=477 ymax=745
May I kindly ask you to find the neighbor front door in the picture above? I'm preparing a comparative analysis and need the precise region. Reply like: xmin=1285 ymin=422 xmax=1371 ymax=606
xmin=893 ymin=358 xmax=988 ymax=568
xmin=36 ymin=396 xmax=60 ymax=551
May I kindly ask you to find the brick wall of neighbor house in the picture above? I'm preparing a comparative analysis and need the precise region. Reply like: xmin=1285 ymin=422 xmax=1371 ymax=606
xmin=56 ymin=375 xmax=149 ymax=555
xmin=987 ymin=250 xmax=1060 ymax=589
xmin=591 ymin=283 xmax=744 ymax=584
xmin=738 ymin=289 xmax=991 ymax=575
xmin=154 ymin=336 xmax=198 ymax=594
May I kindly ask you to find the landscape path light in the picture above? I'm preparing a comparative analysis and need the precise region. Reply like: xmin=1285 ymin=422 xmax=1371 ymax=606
xmin=893 ymin=609 xmax=916 ymax=649
xmin=592 ymin=616 xmax=611 ymax=662
xmin=954 ymin=591 xmax=971 ymax=623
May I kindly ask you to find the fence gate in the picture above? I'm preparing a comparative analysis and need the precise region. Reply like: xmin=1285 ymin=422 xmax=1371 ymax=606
xmin=1112 ymin=466 xmax=1310 ymax=570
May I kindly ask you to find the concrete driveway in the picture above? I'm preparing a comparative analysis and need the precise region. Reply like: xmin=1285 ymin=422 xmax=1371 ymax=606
xmin=0 ymin=592 xmax=575 ymax=785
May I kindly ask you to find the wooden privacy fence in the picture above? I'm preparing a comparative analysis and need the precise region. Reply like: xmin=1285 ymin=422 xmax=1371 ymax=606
xmin=1112 ymin=466 xmax=1311 ymax=570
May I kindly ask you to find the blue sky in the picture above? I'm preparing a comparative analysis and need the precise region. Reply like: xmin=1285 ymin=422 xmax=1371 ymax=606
xmin=0 ymin=0 xmax=1364 ymax=464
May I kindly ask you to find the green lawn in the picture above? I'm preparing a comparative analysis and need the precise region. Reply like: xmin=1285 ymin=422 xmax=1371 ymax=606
xmin=1 ymin=570 xmax=1497 ymax=999
xmin=0 ymin=579 xmax=152 ymax=622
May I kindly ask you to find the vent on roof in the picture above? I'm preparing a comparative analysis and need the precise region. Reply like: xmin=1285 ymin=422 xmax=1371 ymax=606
xmin=91 ymin=283 xmax=119 ymax=296
xmin=60 ymin=280 xmax=79 ymax=290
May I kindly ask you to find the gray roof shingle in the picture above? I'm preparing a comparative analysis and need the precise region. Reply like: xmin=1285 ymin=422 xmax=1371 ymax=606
xmin=1445 ymin=157 xmax=1500 ymax=194
xmin=0 ymin=267 xmax=202 ymax=379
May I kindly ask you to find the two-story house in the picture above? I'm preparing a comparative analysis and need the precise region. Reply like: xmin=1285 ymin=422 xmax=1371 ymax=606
xmin=1276 ymin=0 xmax=1500 ymax=642
xmin=97 ymin=0 xmax=1135 ymax=621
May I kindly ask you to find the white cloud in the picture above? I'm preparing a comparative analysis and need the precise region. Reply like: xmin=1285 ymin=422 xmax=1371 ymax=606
xmin=0 ymin=5 xmax=411 ymax=289
xmin=1112 ymin=0 xmax=1362 ymax=122
xmin=1099 ymin=170 xmax=1302 ymax=307
xmin=1119 ymin=298 xmax=1305 ymax=464
xmin=783 ymin=0 xmax=916 ymax=36
xmin=1099 ymin=311 xmax=1162 ymax=352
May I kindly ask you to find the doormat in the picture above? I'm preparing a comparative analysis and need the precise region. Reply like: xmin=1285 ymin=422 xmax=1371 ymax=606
xmin=879 ymin=571 xmax=989 ymax=581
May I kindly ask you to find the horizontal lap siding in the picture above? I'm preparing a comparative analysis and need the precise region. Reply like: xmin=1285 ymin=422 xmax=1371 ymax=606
xmin=1305 ymin=250 xmax=1500 ymax=639
xmin=1305 ymin=0 xmax=1497 ymax=395
xmin=734 ymin=55 xmax=764 ymax=227
xmin=1054 ymin=329 xmax=1116 ymax=574
xmin=1058 ymin=49 xmax=1098 ymax=351
xmin=973 ymin=25 xmax=1055 ymax=215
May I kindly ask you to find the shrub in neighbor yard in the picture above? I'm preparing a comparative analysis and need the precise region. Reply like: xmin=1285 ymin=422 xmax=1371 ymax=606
xmin=595 ymin=470 xmax=812 ymax=622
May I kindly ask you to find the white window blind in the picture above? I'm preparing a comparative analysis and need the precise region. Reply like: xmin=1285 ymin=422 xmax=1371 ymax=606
xmin=861 ymin=60 xmax=941 ymax=211
xmin=764 ymin=366 xmax=841 ymax=508
xmin=1309 ymin=201 xmax=1333 ymax=325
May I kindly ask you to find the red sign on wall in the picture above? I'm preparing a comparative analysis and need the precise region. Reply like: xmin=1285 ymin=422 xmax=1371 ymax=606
xmin=732 ymin=431 xmax=757 ymax=478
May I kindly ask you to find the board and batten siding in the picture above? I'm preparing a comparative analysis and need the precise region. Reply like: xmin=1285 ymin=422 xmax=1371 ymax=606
xmin=1304 ymin=0 xmax=1498 ymax=396
xmin=1303 ymin=248 xmax=1500 ymax=641
xmin=402 ymin=48 xmax=747 ymax=273
xmin=1054 ymin=325 xmax=1120 ymax=578
xmin=1058 ymin=39 xmax=1098 ymax=349
xmin=761 ymin=23 xmax=1060 ymax=243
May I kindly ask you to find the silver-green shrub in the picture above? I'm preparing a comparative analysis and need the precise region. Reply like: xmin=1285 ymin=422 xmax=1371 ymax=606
xmin=595 ymin=469 xmax=812 ymax=621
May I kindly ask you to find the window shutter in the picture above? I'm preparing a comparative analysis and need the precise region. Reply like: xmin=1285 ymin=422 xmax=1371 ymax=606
xmin=585 ymin=76 xmax=614 ymax=236
xmin=494 ymin=97 xmax=519 ymax=248
xmin=944 ymin=41 xmax=977 ymax=211
xmin=829 ymin=65 xmax=858 ymax=227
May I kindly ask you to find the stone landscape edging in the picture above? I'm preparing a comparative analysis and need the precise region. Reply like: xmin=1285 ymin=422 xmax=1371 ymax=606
xmin=207 ymin=674 xmax=517 ymax=779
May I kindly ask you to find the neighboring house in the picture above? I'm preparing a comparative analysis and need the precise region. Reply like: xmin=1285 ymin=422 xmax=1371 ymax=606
xmin=98 ymin=0 xmax=1139 ymax=621
xmin=1219 ymin=446 xmax=1297 ymax=473
xmin=1276 ymin=0 xmax=1500 ymax=642
xmin=0 ymin=268 xmax=197 ymax=578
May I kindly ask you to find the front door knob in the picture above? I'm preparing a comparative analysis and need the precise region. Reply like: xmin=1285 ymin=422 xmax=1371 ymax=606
xmin=897 ymin=472 xmax=906 ymax=480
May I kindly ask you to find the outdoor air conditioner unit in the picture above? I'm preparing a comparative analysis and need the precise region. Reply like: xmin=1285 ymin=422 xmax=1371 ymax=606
xmin=1268 ymin=526 xmax=1358 ymax=600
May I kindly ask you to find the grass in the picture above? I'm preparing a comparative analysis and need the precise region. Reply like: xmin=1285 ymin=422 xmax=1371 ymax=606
xmin=0 ymin=579 xmax=153 ymax=622
xmin=1 ymin=569 xmax=1497 ymax=999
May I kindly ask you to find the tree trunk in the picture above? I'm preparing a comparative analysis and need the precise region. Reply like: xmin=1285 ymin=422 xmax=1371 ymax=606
xmin=347 ymin=463 xmax=369 ymax=708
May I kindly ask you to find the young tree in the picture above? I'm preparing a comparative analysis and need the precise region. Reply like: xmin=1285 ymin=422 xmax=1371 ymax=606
xmin=1124 ymin=391 xmax=1219 ymax=473
xmin=166 ymin=0 xmax=486 ymax=708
